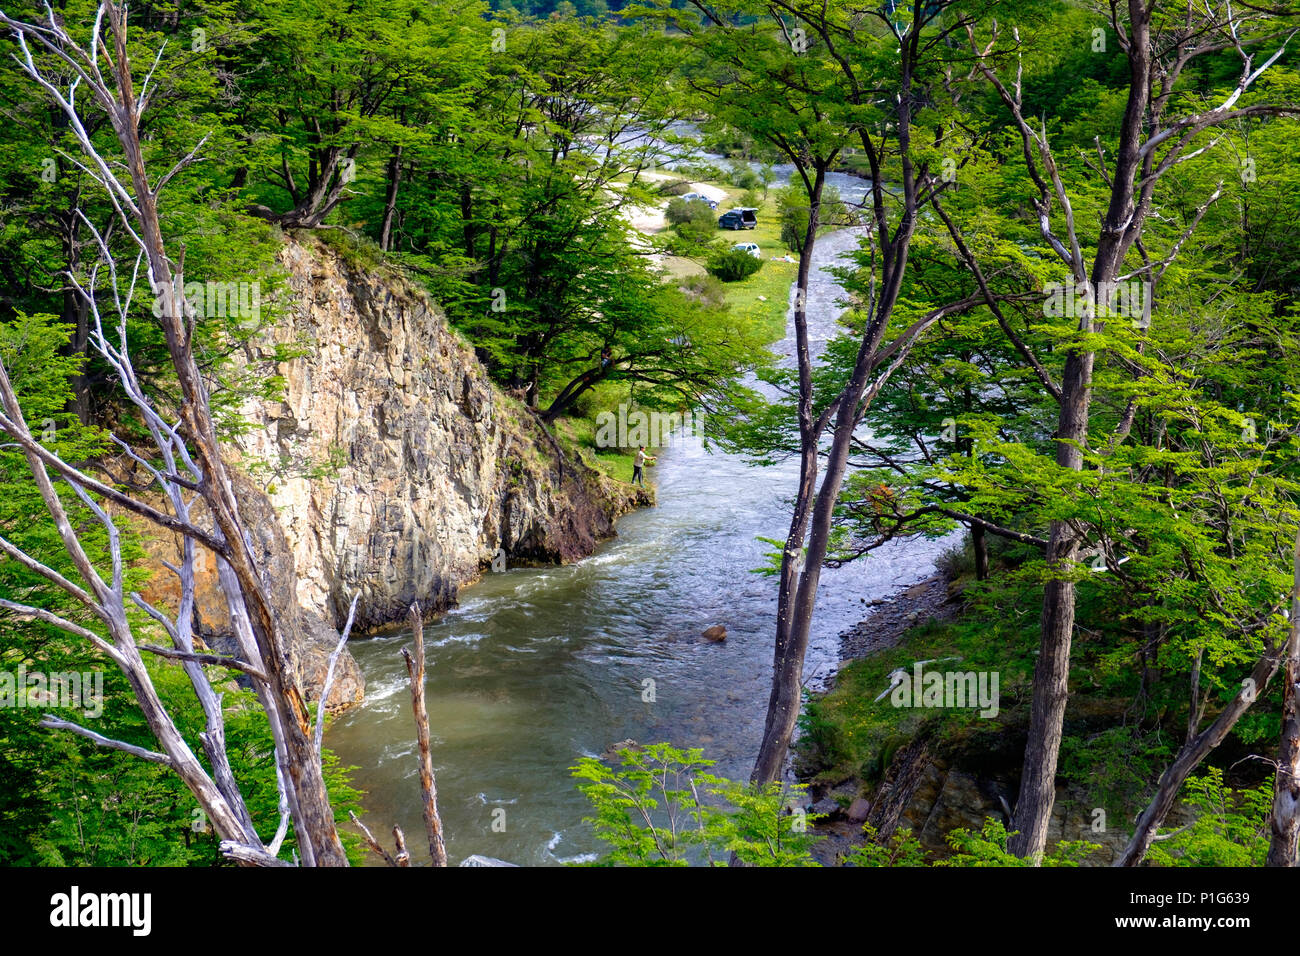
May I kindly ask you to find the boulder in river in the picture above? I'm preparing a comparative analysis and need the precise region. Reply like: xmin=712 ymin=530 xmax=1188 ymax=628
xmin=602 ymin=739 xmax=641 ymax=762
xmin=810 ymin=797 xmax=841 ymax=819
xmin=702 ymin=625 xmax=727 ymax=642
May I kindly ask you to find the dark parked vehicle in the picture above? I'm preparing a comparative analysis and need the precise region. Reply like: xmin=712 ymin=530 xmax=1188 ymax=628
xmin=718 ymin=207 xmax=758 ymax=230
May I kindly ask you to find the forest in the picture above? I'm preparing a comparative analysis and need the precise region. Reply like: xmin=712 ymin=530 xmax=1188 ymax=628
xmin=0 ymin=0 xmax=1298 ymax=882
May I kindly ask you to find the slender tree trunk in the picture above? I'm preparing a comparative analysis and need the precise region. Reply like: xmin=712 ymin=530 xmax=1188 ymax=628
xmin=972 ymin=523 xmax=988 ymax=581
xmin=403 ymin=604 xmax=447 ymax=866
xmin=1267 ymin=532 xmax=1300 ymax=866
xmin=751 ymin=168 xmax=826 ymax=787
xmin=1008 ymin=349 xmax=1092 ymax=860
xmin=62 ymin=215 xmax=91 ymax=424
xmin=380 ymin=145 xmax=402 ymax=251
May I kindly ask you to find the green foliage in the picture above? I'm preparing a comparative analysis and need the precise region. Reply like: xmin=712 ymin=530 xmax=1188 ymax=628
xmin=708 ymin=248 xmax=764 ymax=282
xmin=1059 ymin=727 xmax=1174 ymax=826
xmin=571 ymin=743 xmax=823 ymax=866
xmin=665 ymin=196 xmax=713 ymax=227
xmin=843 ymin=823 xmax=928 ymax=866
xmin=939 ymin=819 xmax=1098 ymax=867
xmin=775 ymin=183 xmax=850 ymax=253
xmin=1146 ymin=769 xmax=1273 ymax=867
xmin=725 ymin=160 xmax=761 ymax=191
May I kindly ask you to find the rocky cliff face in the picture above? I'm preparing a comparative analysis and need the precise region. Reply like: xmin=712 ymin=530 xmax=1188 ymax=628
xmin=219 ymin=233 xmax=644 ymax=657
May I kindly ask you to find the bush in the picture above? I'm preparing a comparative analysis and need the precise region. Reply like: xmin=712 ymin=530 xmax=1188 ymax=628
xmin=571 ymin=743 xmax=823 ymax=866
xmin=666 ymin=197 xmax=718 ymax=249
xmin=674 ymin=161 xmax=726 ymax=182
xmin=1144 ymin=769 xmax=1273 ymax=867
xmin=657 ymin=179 xmax=693 ymax=196
xmin=665 ymin=196 xmax=711 ymax=226
xmin=708 ymin=248 xmax=764 ymax=282
xmin=727 ymin=160 xmax=761 ymax=190
xmin=675 ymin=221 xmax=717 ymax=247
xmin=677 ymin=273 xmax=727 ymax=309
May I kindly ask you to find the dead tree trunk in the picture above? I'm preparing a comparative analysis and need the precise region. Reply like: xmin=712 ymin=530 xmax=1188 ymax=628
xmin=403 ymin=603 xmax=448 ymax=866
xmin=0 ymin=2 xmax=347 ymax=865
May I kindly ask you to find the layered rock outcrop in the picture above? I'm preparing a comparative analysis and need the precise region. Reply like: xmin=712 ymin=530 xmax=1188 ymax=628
xmin=206 ymin=234 xmax=645 ymax=696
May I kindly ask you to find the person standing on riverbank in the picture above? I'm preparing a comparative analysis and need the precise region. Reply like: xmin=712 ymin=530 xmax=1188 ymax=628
xmin=632 ymin=446 xmax=655 ymax=487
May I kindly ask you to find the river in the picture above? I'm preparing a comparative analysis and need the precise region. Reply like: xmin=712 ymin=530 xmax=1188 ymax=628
xmin=325 ymin=215 xmax=954 ymax=865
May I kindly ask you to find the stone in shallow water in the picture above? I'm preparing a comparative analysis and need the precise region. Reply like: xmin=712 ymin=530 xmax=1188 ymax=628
xmin=459 ymin=854 xmax=519 ymax=867
xmin=702 ymin=624 xmax=727 ymax=642
xmin=810 ymin=798 xmax=840 ymax=818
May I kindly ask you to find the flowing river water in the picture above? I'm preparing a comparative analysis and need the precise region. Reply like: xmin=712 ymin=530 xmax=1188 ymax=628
xmin=326 ymin=171 xmax=954 ymax=866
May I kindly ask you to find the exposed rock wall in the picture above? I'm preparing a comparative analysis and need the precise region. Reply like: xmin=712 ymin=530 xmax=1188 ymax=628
xmin=226 ymin=234 xmax=646 ymax=637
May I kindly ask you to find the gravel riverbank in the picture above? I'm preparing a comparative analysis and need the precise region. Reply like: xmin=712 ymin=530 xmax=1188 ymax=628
xmin=837 ymin=572 xmax=958 ymax=664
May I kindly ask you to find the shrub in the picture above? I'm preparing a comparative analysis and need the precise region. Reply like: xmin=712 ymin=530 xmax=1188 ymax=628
xmin=727 ymin=159 xmax=761 ymax=190
xmin=675 ymin=221 xmax=717 ymax=247
xmin=571 ymin=742 xmax=823 ymax=866
xmin=666 ymin=197 xmax=717 ymax=248
xmin=1144 ymin=769 xmax=1273 ymax=867
xmin=665 ymin=196 xmax=708 ymax=226
xmin=708 ymin=247 xmax=764 ymax=282
xmin=843 ymin=823 xmax=928 ymax=866
xmin=939 ymin=819 xmax=1098 ymax=867
xmin=657 ymin=179 xmax=693 ymax=196
xmin=677 ymin=273 xmax=727 ymax=309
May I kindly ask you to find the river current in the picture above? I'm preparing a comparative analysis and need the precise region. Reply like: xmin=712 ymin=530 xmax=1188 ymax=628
xmin=326 ymin=214 xmax=954 ymax=865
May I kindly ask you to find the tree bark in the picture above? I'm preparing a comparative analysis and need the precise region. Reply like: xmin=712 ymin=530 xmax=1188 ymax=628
xmin=751 ymin=165 xmax=826 ymax=787
xmin=1267 ymin=532 xmax=1300 ymax=867
xmin=1008 ymin=0 xmax=1151 ymax=861
xmin=972 ymin=523 xmax=988 ymax=581
xmin=380 ymin=145 xmax=402 ymax=252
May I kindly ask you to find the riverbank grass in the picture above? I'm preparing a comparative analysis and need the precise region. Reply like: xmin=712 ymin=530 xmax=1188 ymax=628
xmin=558 ymin=412 xmax=638 ymax=485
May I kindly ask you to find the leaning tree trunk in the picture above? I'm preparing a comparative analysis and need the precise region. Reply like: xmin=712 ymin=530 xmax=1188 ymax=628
xmin=751 ymin=167 xmax=826 ymax=787
xmin=1115 ymin=644 xmax=1282 ymax=866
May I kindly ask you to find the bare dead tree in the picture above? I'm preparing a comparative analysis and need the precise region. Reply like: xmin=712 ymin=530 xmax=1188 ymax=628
xmin=1267 ymin=531 xmax=1300 ymax=866
xmin=402 ymin=602 xmax=449 ymax=866
xmin=0 ymin=1 xmax=347 ymax=865
xmin=964 ymin=1 xmax=1298 ymax=862
xmin=349 ymin=602 xmax=449 ymax=867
